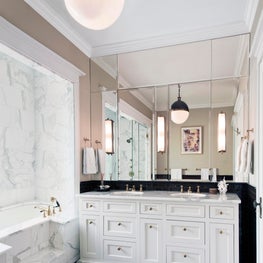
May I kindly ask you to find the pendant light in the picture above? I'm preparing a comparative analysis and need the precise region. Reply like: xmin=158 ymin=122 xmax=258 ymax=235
xmin=171 ymin=84 xmax=189 ymax=124
xmin=64 ymin=0 xmax=125 ymax=30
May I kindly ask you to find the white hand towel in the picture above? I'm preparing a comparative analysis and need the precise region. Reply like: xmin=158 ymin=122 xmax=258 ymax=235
xmin=171 ymin=169 xmax=182 ymax=180
xmin=239 ymin=139 xmax=248 ymax=173
xmin=212 ymin=168 xmax=217 ymax=182
xmin=244 ymin=140 xmax=252 ymax=176
xmin=201 ymin=168 xmax=210 ymax=181
xmin=97 ymin=149 xmax=105 ymax=174
xmin=82 ymin=147 xmax=97 ymax=174
xmin=235 ymin=143 xmax=242 ymax=172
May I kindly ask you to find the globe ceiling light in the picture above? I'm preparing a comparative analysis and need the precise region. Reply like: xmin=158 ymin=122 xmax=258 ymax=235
xmin=170 ymin=84 xmax=189 ymax=124
xmin=64 ymin=0 xmax=125 ymax=30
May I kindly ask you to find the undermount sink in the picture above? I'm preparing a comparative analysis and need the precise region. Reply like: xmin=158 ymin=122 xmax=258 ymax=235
xmin=112 ymin=191 xmax=144 ymax=195
xmin=170 ymin=192 xmax=207 ymax=198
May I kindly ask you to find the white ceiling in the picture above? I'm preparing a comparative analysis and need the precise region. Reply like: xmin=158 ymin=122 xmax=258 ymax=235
xmin=25 ymin=0 xmax=257 ymax=57
xmin=24 ymin=0 xmax=254 ymax=110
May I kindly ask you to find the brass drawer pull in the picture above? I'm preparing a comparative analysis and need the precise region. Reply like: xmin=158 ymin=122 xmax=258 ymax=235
xmin=149 ymin=225 xmax=153 ymax=228
xmin=89 ymin=204 xmax=93 ymax=208
xmin=118 ymin=222 xmax=122 ymax=226
xmin=220 ymin=211 xmax=223 ymax=215
xmin=117 ymin=247 xmax=121 ymax=251
xmin=183 ymin=228 xmax=187 ymax=231
xmin=89 ymin=221 xmax=93 ymax=224
xmin=184 ymin=254 xmax=187 ymax=258
xmin=220 ymin=230 xmax=223 ymax=234
xmin=149 ymin=207 xmax=153 ymax=211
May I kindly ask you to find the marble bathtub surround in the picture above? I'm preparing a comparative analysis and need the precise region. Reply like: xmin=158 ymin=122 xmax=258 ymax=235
xmin=0 ymin=44 xmax=75 ymax=215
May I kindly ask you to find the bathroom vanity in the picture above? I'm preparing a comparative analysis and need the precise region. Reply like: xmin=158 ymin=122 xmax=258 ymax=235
xmin=78 ymin=191 xmax=240 ymax=263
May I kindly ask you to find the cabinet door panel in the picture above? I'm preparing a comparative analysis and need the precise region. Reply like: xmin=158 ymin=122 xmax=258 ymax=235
xmin=80 ymin=215 xmax=100 ymax=259
xmin=209 ymin=223 xmax=234 ymax=263
xmin=140 ymin=219 xmax=163 ymax=263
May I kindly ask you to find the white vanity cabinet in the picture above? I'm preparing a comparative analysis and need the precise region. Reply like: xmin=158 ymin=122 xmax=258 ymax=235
xmin=78 ymin=192 xmax=240 ymax=263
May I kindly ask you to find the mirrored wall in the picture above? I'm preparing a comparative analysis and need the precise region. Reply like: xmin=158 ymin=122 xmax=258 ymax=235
xmin=91 ymin=33 xmax=250 ymax=181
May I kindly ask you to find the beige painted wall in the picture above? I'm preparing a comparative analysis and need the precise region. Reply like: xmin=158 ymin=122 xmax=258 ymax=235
xmin=0 ymin=0 xmax=91 ymax=181
xmin=168 ymin=107 xmax=233 ymax=176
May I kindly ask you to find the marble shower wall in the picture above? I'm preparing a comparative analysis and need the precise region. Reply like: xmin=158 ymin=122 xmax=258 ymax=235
xmin=0 ymin=45 xmax=75 ymax=211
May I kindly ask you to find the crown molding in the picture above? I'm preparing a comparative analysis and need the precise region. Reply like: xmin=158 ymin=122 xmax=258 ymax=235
xmin=24 ymin=0 xmax=92 ymax=57
xmin=0 ymin=17 xmax=84 ymax=82
xmin=244 ymin=0 xmax=259 ymax=31
xmin=91 ymin=22 xmax=249 ymax=57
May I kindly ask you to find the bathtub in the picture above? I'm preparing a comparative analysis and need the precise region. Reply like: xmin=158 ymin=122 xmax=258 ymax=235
xmin=0 ymin=202 xmax=49 ymax=239
xmin=0 ymin=202 xmax=79 ymax=263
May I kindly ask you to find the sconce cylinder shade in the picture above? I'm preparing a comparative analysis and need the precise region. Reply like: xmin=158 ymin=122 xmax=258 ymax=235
xmin=105 ymin=119 xmax=114 ymax=154
xmin=171 ymin=100 xmax=189 ymax=124
xmin=157 ymin=116 xmax=165 ymax=153
xmin=64 ymin=0 xmax=124 ymax=30
xmin=218 ymin=112 xmax=226 ymax=153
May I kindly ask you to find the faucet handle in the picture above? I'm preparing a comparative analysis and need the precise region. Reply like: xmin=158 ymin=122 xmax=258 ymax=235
xmin=180 ymin=185 xmax=184 ymax=193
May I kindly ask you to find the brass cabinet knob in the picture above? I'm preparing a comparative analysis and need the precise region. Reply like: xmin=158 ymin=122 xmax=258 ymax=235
xmin=149 ymin=225 xmax=153 ymax=228
xmin=89 ymin=204 xmax=93 ymax=208
xmin=183 ymin=228 xmax=187 ymax=231
xmin=89 ymin=221 xmax=93 ymax=224
xmin=118 ymin=222 xmax=122 ymax=226
xmin=149 ymin=207 xmax=153 ymax=211
xmin=220 ymin=211 xmax=223 ymax=215
xmin=117 ymin=247 xmax=121 ymax=251
xmin=184 ymin=254 xmax=187 ymax=258
xmin=220 ymin=230 xmax=223 ymax=234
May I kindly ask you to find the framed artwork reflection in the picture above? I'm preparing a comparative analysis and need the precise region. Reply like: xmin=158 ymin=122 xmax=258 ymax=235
xmin=181 ymin=126 xmax=202 ymax=154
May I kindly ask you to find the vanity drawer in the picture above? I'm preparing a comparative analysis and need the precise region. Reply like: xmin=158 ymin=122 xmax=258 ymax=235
xmin=104 ymin=216 xmax=136 ymax=238
xmin=140 ymin=202 xmax=163 ymax=215
xmin=103 ymin=239 xmax=136 ymax=262
xmin=80 ymin=199 xmax=100 ymax=212
xmin=166 ymin=220 xmax=205 ymax=246
xmin=210 ymin=206 xmax=234 ymax=220
xmin=103 ymin=201 xmax=136 ymax=214
xmin=166 ymin=204 xmax=205 ymax=218
xmin=167 ymin=246 xmax=204 ymax=263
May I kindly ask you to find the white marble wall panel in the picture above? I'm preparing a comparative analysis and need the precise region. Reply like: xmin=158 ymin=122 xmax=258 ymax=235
xmin=0 ymin=46 xmax=75 ymax=214
xmin=0 ymin=51 xmax=35 ymax=207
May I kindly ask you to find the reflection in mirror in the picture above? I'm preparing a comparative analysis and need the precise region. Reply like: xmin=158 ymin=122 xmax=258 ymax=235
xmin=118 ymin=88 xmax=153 ymax=180
xmin=92 ymin=33 xmax=249 ymax=181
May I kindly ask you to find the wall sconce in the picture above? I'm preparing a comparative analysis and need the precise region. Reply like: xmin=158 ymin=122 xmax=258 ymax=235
xmin=157 ymin=116 xmax=165 ymax=153
xmin=171 ymin=84 xmax=189 ymax=124
xmin=218 ymin=112 xmax=226 ymax=153
xmin=105 ymin=119 xmax=114 ymax=154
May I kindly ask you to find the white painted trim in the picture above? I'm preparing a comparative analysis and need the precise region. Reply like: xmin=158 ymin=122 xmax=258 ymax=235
xmin=234 ymin=35 xmax=249 ymax=77
xmin=118 ymin=75 xmax=133 ymax=89
xmin=22 ymin=0 xmax=249 ymax=57
xmin=250 ymin=10 xmax=263 ymax=58
xmin=244 ymin=0 xmax=259 ymax=31
xmin=0 ymin=17 xmax=85 ymax=82
xmin=91 ymin=22 xmax=248 ymax=57
xmin=24 ymin=0 xmax=92 ymax=57
xmin=73 ymin=81 xmax=80 ymax=215
xmin=119 ymin=99 xmax=152 ymax=127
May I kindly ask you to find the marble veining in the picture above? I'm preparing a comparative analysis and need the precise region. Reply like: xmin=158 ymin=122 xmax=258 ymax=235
xmin=0 ymin=44 xmax=75 ymax=216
